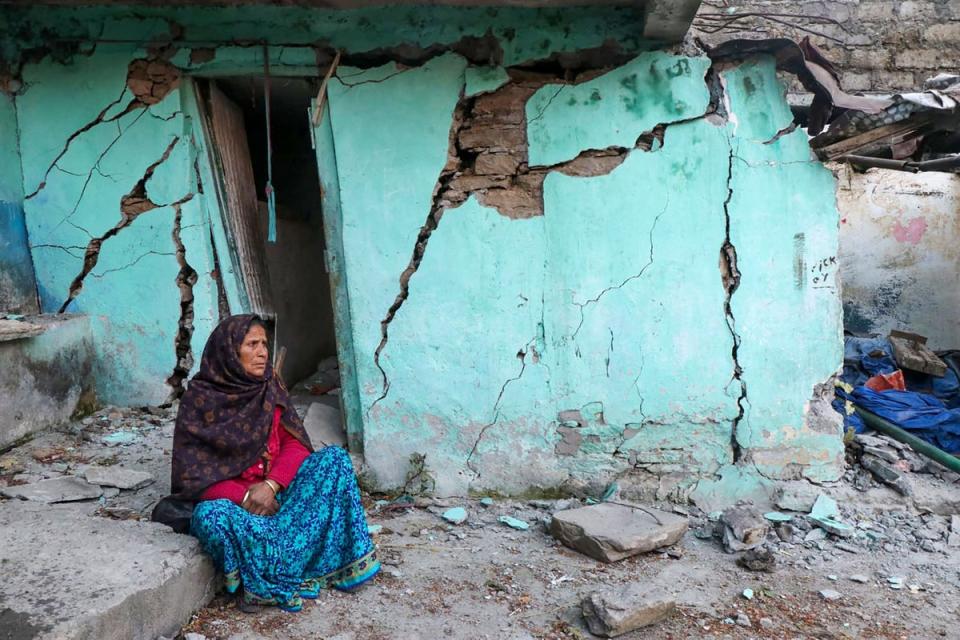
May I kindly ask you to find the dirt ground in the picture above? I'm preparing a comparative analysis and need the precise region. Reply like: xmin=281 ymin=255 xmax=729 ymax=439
xmin=177 ymin=491 xmax=959 ymax=640
xmin=1 ymin=405 xmax=958 ymax=640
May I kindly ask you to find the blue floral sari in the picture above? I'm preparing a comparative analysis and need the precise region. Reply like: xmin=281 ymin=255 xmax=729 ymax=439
xmin=191 ymin=446 xmax=379 ymax=611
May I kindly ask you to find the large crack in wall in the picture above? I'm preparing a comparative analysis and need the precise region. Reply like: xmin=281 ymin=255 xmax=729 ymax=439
xmin=166 ymin=202 xmax=198 ymax=399
xmin=370 ymin=60 xmax=720 ymax=414
xmin=719 ymin=144 xmax=746 ymax=463
xmin=58 ymin=136 xmax=189 ymax=313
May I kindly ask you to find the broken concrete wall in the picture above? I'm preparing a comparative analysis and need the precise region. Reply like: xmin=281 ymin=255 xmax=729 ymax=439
xmin=326 ymin=51 xmax=844 ymax=498
xmin=15 ymin=49 xmax=220 ymax=405
xmin=0 ymin=315 xmax=94 ymax=448
xmin=2 ymin=4 xmax=652 ymax=406
xmin=692 ymin=0 xmax=960 ymax=97
xmin=835 ymin=165 xmax=960 ymax=349
xmin=3 ymin=6 xmax=843 ymax=501
xmin=0 ymin=91 xmax=38 ymax=314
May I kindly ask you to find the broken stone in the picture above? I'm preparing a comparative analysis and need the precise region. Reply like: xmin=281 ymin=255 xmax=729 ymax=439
xmin=0 ymin=476 xmax=103 ymax=503
xmin=861 ymin=455 xmax=912 ymax=496
xmin=102 ymin=431 xmax=140 ymax=447
xmin=735 ymin=613 xmax=751 ymax=627
xmin=835 ymin=542 xmax=861 ymax=553
xmin=810 ymin=516 xmax=855 ymax=538
xmin=736 ymin=547 xmax=776 ymax=572
xmin=809 ymin=494 xmax=839 ymax=520
xmin=441 ymin=507 xmax=468 ymax=525
xmin=719 ymin=505 xmax=769 ymax=553
xmin=742 ymin=588 xmax=754 ymax=600
xmin=850 ymin=574 xmax=869 ymax=583
xmin=480 ymin=497 xmax=495 ymax=507
xmin=804 ymin=528 xmax=827 ymax=543
xmin=581 ymin=583 xmax=676 ymax=637
xmin=862 ymin=445 xmax=900 ymax=464
xmin=819 ymin=588 xmax=841 ymax=601
xmin=498 ymin=515 xmax=529 ymax=531
xmin=84 ymin=467 xmax=154 ymax=490
xmin=764 ymin=511 xmax=793 ymax=522
xmin=549 ymin=503 xmax=686 ymax=563
xmin=0 ymin=456 xmax=24 ymax=475
xmin=774 ymin=522 xmax=796 ymax=542
xmin=775 ymin=483 xmax=820 ymax=512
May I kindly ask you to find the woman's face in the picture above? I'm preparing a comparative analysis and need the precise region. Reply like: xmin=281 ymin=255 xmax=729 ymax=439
xmin=238 ymin=324 xmax=269 ymax=378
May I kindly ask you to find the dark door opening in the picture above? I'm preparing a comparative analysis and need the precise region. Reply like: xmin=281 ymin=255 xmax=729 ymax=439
xmin=201 ymin=76 xmax=344 ymax=446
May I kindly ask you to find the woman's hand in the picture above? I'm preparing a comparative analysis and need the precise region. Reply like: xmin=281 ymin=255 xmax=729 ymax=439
xmin=242 ymin=482 xmax=280 ymax=516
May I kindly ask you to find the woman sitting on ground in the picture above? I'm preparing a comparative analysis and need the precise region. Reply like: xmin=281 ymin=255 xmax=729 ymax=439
xmin=170 ymin=314 xmax=379 ymax=612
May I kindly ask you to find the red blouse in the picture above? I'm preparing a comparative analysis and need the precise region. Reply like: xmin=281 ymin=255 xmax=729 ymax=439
xmin=201 ymin=407 xmax=311 ymax=504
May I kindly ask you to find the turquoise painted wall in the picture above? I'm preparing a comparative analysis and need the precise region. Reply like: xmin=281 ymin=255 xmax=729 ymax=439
xmin=1 ymin=6 xmax=843 ymax=500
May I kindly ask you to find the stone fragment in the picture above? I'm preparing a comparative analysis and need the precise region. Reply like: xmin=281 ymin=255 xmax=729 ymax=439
xmin=498 ymin=515 xmax=529 ymax=531
xmin=102 ymin=431 xmax=140 ymax=447
xmin=810 ymin=495 xmax=839 ymax=520
xmin=84 ymin=467 xmax=155 ymax=490
xmin=735 ymin=613 xmax=751 ymax=627
xmin=581 ymin=583 xmax=676 ymax=637
xmin=719 ymin=505 xmax=769 ymax=552
xmin=480 ymin=497 xmax=494 ymax=507
xmin=0 ymin=476 xmax=103 ymax=503
xmin=862 ymin=445 xmax=900 ymax=464
xmin=804 ymin=528 xmax=827 ymax=543
xmin=811 ymin=516 xmax=855 ymax=538
xmin=736 ymin=547 xmax=776 ymax=572
xmin=442 ymin=507 xmax=468 ymax=525
xmin=775 ymin=484 xmax=820 ymax=512
xmin=835 ymin=542 xmax=861 ymax=553
xmin=0 ymin=456 xmax=25 ymax=475
xmin=850 ymin=574 xmax=869 ymax=583
xmin=742 ymin=588 xmax=754 ymax=600
xmin=764 ymin=511 xmax=793 ymax=522
xmin=861 ymin=455 xmax=912 ymax=496
xmin=819 ymin=589 xmax=841 ymax=601
xmin=774 ymin=522 xmax=795 ymax=542
xmin=550 ymin=503 xmax=686 ymax=563
xmin=759 ymin=617 xmax=775 ymax=629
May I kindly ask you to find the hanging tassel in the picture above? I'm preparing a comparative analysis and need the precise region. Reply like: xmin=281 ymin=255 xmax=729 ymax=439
xmin=263 ymin=43 xmax=277 ymax=243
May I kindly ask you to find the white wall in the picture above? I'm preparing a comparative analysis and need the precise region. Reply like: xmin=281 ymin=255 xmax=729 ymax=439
xmin=836 ymin=164 xmax=960 ymax=349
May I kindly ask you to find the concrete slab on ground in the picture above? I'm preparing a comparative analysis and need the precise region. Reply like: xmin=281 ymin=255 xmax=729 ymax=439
xmin=0 ymin=500 xmax=217 ymax=640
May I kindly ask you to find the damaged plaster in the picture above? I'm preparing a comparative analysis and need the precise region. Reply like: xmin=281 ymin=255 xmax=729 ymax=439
xmin=4 ymin=6 xmax=843 ymax=500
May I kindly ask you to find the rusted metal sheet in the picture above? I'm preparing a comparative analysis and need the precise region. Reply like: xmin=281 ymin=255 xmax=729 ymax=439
xmin=202 ymin=81 xmax=274 ymax=316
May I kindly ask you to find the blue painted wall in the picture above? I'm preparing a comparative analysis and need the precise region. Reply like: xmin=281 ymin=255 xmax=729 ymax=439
xmin=0 ymin=92 xmax=38 ymax=314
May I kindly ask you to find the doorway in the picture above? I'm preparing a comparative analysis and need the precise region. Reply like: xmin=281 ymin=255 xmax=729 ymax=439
xmin=195 ymin=76 xmax=345 ymax=447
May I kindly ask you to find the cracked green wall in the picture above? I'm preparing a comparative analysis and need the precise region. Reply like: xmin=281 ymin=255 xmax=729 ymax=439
xmin=2 ymin=7 xmax=843 ymax=501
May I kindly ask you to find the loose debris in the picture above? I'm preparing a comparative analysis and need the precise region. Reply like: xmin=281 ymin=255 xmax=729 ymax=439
xmin=549 ymin=503 xmax=687 ymax=563
xmin=581 ymin=583 xmax=676 ymax=638
xmin=719 ymin=504 xmax=768 ymax=553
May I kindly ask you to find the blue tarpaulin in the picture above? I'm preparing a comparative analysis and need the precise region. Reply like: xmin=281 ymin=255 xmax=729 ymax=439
xmin=834 ymin=336 xmax=960 ymax=453
xmin=850 ymin=387 xmax=960 ymax=453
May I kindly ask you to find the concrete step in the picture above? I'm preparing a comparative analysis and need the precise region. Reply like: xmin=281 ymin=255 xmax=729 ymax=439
xmin=0 ymin=500 xmax=217 ymax=640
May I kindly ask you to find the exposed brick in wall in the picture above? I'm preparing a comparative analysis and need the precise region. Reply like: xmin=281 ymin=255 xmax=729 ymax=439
xmin=692 ymin=0 xmax=960 ymax=97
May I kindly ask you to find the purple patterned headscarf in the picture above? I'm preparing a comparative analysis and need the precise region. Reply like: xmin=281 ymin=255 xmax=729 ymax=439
xmin=171 ymin=314 xmax=312 ymax=499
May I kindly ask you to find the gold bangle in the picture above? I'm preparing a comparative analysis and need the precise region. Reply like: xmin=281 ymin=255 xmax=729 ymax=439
xmin=264 ymin=479 xmax=281 ymax=495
